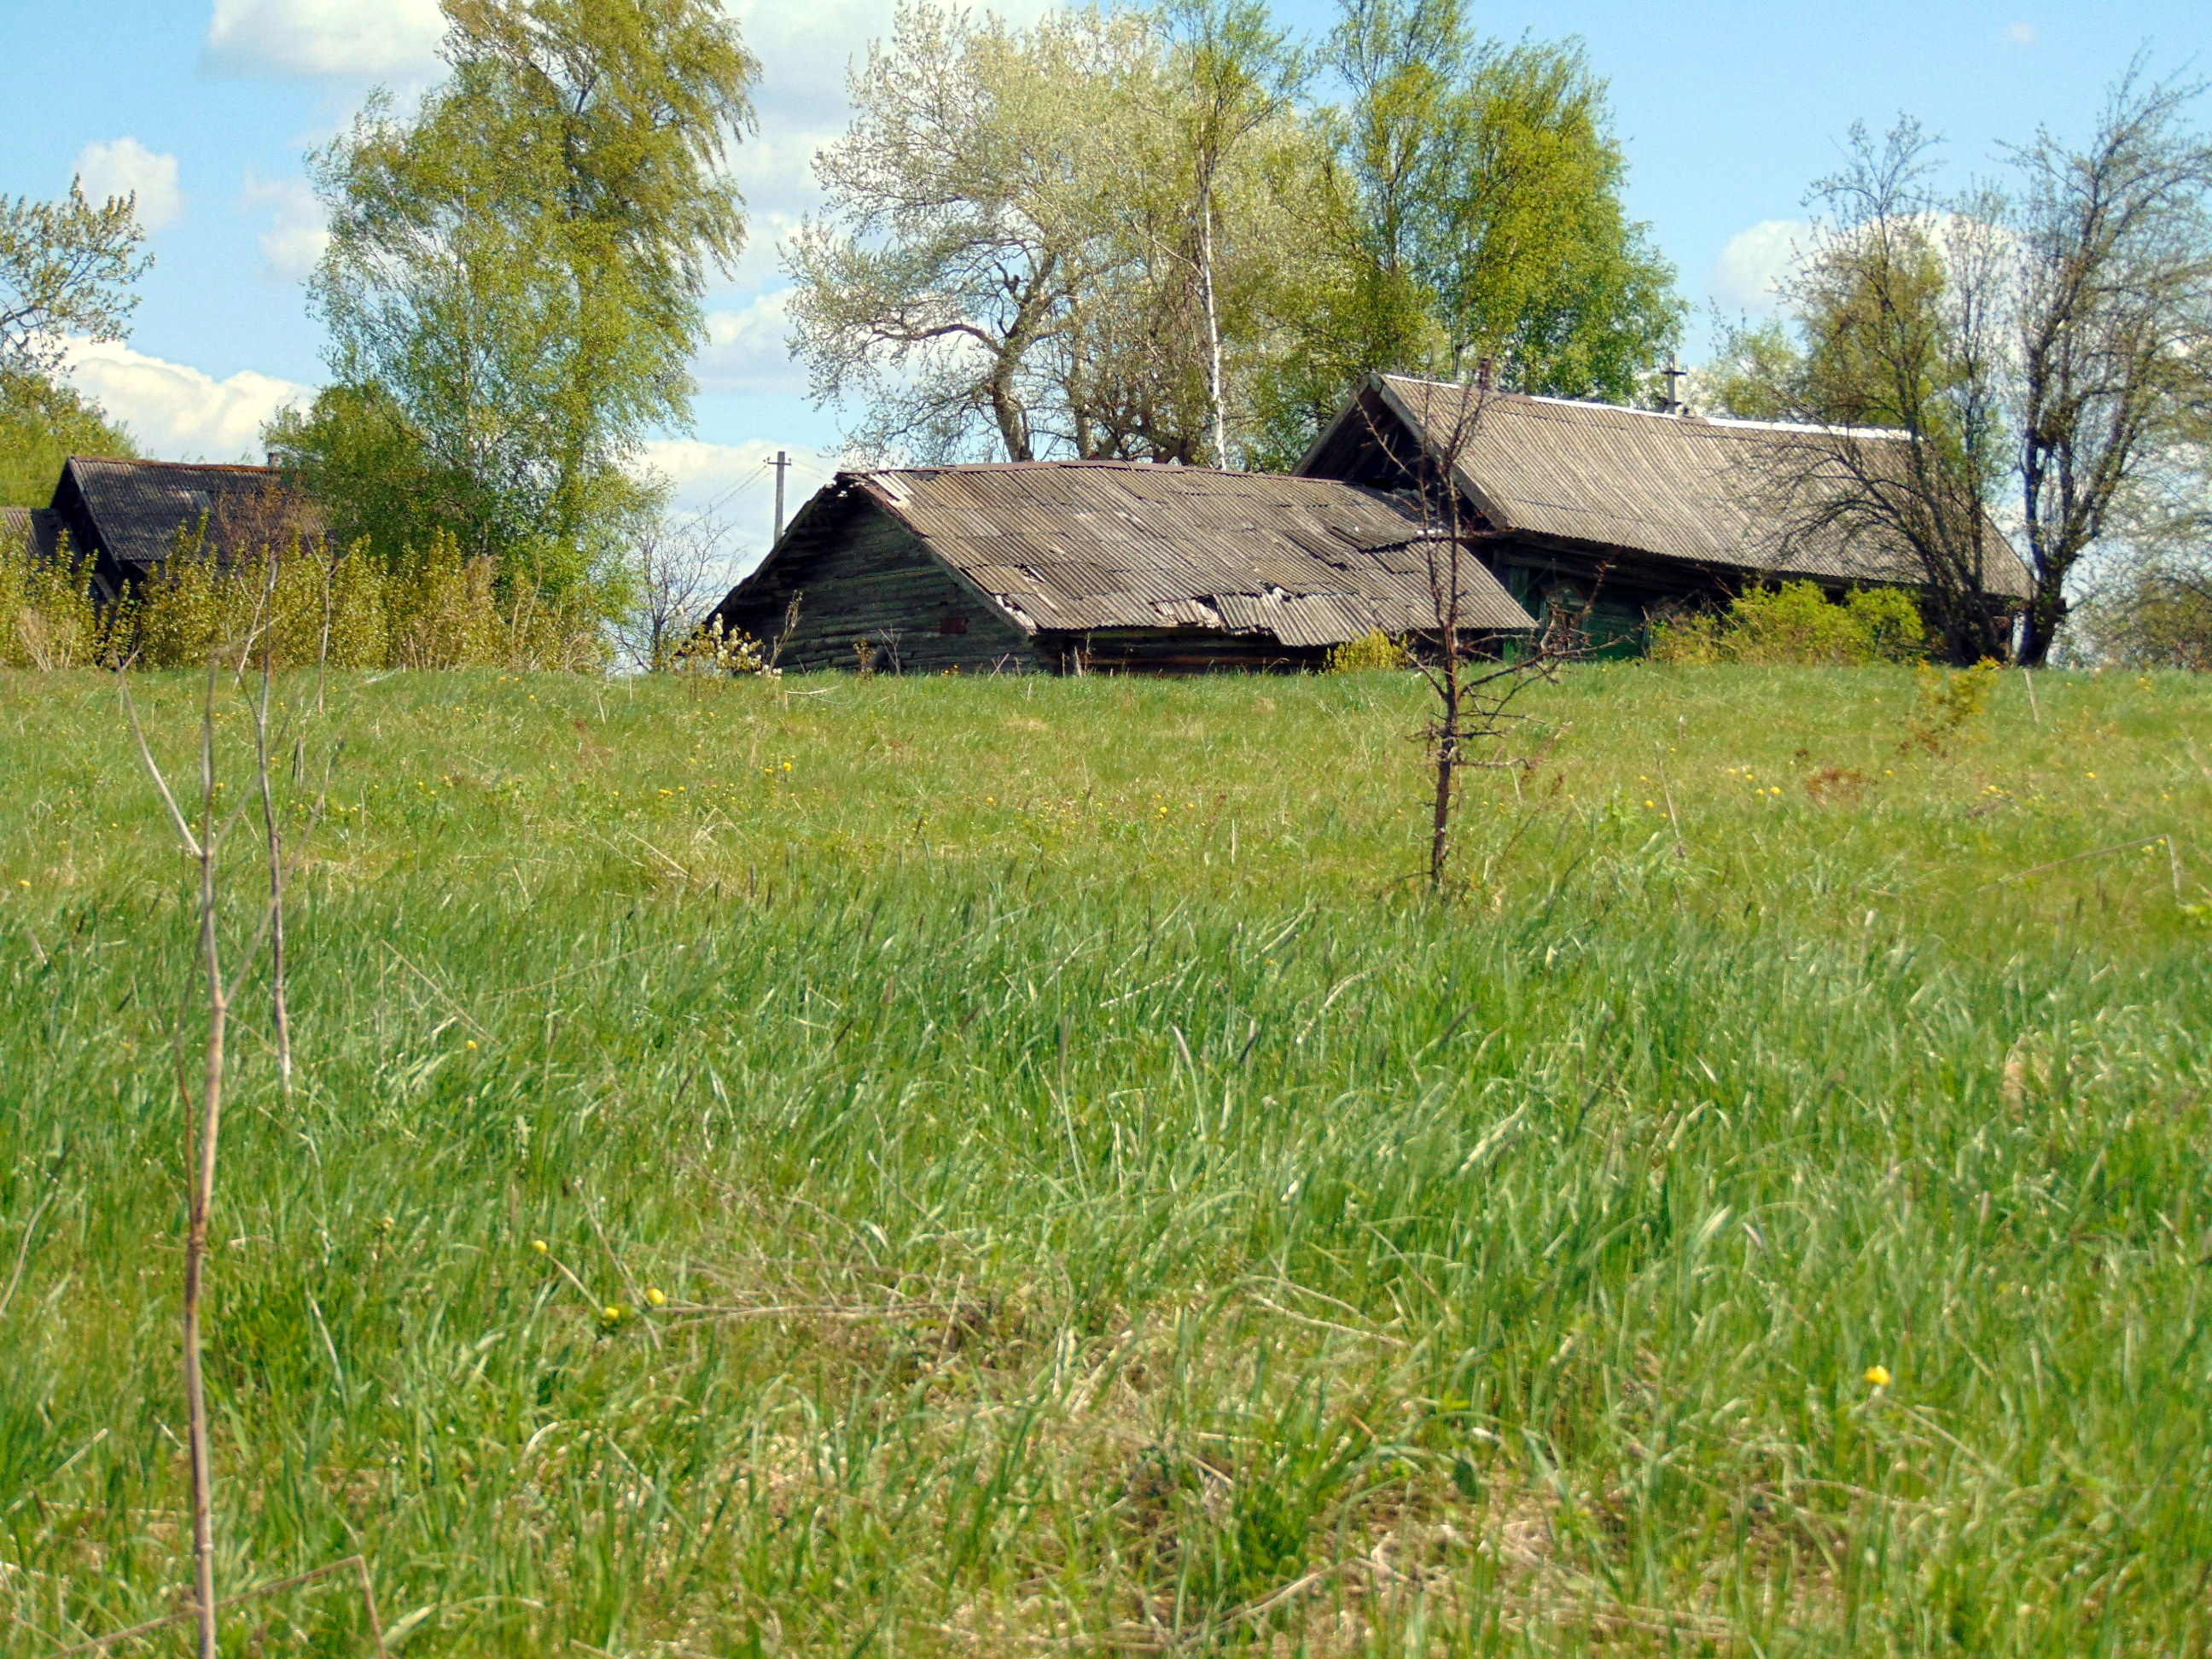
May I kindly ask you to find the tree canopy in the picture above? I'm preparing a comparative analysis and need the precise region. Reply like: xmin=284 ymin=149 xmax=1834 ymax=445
xmin=790 ymin=0 xmax=1682 ymax=469
xmin=281 ymin=0 xmax=758 ymax=605
xmin=1703 ymin=74 xmax=2212 ymax=665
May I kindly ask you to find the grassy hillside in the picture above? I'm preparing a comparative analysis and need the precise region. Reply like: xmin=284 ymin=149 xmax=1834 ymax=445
xmin=2 ymin=664 xmax=2207 ymax=1656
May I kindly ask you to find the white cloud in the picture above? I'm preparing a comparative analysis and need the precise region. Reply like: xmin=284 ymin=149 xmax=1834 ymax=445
xmin=642 ymin=437 xmax=835 ymax=521
xmin=696 ymin=290 xmax=805 ymax=393
xmin=206 ymin=0 xmax=444 ymax=80
xmin=73 ymin=139 xmax=186 ymax=233
xmin=60 ymin=340 xmax=311 ymax=462
xmin=238 ymin=170 xmax=329 ymax=282
xmin=2004 ymin=21 xmax=2040 ymax=46
xmin=1708 ymin=219 xmax=1807 ymax=317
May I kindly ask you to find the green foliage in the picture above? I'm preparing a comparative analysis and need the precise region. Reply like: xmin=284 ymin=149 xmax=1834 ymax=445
xmin=0 ymin=181 xmax=149 ymax=377
xmin=1697 ymin=315 xmax=1803 ymax=422
xmin=0 ymin=370 xmax=136 ymax=506
xmin=1325 ymin=626 xmax=1414 ymax=670
xmin=1903 ymin=656 xmax=2000 ymax=753
xmin=1253 ymin=2 xmax=1683 ymax=460
xmin=2075 ymin=559 xmax=2212 ymax=671
xmin=791 ymin=3 xmax=1318 ymax=464
xmin=3 ymin=523 xmax=605 ymax=672
xmin=0 ymin=528 xmax=119 ymax=667
xmin=295 ymin=0 xmax=757 ymax=608
xmin=796 ymin=0 xmax=1680 ymax=470
xmin=1 ymin=667 xmax=2208 ymax=1651
xmin=1651 ymin=580 xmax=1928 ymax=667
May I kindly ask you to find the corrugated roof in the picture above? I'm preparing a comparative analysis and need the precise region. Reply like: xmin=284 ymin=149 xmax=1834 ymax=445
xmin=2 ymin=506 xmax=65 ymax=564
xmin=65 ymin=457 xmax=326 ymax=568
xmin=1351 ymin=377 xmax=2034 ymax=600
xmin=845 ymin=461 xmax=1534 ymax=641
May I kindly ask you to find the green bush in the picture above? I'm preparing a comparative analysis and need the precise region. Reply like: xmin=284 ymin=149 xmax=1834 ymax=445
xmin=1650 ymin=580 xmax=1928 ymax=666
xmin=0 ymin=528 xmax=123 ymax=668
xmin=4 ymin=521 xmax=608 ymax=673
xmin=1325 ymin=628 xmax=1415 ymax=672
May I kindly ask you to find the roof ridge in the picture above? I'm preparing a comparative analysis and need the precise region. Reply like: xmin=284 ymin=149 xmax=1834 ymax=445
xmin=1378 ymin=373 xmax=1910 ymax=443
xmin=852 ymin=458 xmax=1275 ymax=478
xmin=68 ymin=456 xmax=280 ymax=474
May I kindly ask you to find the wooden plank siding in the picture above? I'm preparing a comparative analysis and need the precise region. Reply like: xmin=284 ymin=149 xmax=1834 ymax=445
xmin=1038 ymin=630 xmax=1325 ymax=675
xmin=1295 ymin=376 xmax=2034 ymax=655
xmin=712 ymin=497 xmax=1045 ymax=674
xmin=705 ymin=462 xmax=1535 ymax=676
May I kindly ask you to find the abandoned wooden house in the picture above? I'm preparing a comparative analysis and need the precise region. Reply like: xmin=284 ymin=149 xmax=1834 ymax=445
xmin=2 ymin=457 xmax=323 ymax=602
xmin=1296 ymin=373 xmax=2035 ymax=649
xmin=705 ymin=460 xmax=1535 ymax=674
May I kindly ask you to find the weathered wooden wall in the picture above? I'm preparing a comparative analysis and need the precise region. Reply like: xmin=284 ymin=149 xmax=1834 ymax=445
xmin=1037 ymin=630 xmax=1325 ymax=675
xmin=713 ymin=498 xmax=1045 ymax=674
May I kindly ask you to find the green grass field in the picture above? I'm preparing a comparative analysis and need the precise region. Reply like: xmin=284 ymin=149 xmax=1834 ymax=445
xmin=2 ymin=663 xmax=2208 ymax=1656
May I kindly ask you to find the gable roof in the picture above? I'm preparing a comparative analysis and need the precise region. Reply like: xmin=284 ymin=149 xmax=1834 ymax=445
xmin=2 ymin=505 xmax=65 ymax=563
xmin=58 ymin=457 xmax=325 ymax=570
xmin=788 ymin=460 xmax=1533 ymax=646
xmin=1302 ymin=375 xmax=2033 ymax=600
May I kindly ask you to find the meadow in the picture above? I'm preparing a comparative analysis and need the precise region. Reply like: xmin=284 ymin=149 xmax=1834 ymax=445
xmin=1 ymin=662 xmax=2208 ymax=1656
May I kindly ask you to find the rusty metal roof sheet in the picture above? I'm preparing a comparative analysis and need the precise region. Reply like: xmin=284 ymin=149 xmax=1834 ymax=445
xmin=844 ymin=461 xmax=1534 ymax=641
xmin=1351 ymin=377 xmax=2034 ymax=600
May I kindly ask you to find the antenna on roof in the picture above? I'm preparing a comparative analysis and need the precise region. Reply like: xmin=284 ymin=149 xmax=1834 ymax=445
xmin=1662 ymin=358 xmax=1687 ymax=416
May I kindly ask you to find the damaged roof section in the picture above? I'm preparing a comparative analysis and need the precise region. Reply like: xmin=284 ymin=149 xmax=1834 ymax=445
xmin=1312 ymin=375 xmax=2034 ymax=600
xmin=843 ymin=460 xmax=1534 ymax=645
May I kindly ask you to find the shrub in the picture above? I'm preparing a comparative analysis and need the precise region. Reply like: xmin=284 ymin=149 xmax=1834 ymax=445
xmin=1650 ymin=580 xmax=1927 ymax=667
xmin=0 ymin=528 xmax=124 ymax=668
xmin=0 ymin=516 xmax=614 ymax=675
xmin=1902 ymin=659 xmax=1999 ymax=754
xmin=2074 ymin=564 xmax=2212 ymax=671
xmin=1325 ymin=629 xmax=1415 ymax=672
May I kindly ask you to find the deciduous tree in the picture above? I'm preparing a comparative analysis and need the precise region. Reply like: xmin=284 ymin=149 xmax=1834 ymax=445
xmin=2011 ymin=69 xmax=2212 ymax=664
xmin=284 ymin=0 xmax=757 ymax=608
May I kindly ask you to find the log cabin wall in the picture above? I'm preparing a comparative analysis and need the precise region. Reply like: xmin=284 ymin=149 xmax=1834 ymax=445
xmin=713 ymin=497 xmax=1045 ymax=674
xmin=1041 ymin=630 xmax=1326 ymax=675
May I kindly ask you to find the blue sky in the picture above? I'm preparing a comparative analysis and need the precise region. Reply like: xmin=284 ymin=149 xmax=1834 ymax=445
xmin=2 ymin=0 xmax=2203 ymax=543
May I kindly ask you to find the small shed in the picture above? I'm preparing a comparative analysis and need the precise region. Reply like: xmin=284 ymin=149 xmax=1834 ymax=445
xmin=16 ymin=457 xmax=323 ymax=601
xmin=1298 ymin=375 xmax=2034 ymax=647
xmin=706 ymin=460 xmax=1534 ymax=674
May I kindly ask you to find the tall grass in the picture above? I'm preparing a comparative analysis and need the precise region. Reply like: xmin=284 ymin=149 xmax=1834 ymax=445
xmin=2 ymin=664 xmax=2207 ymax=1655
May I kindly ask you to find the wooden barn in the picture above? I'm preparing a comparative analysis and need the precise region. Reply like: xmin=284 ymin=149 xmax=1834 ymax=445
xmin=2 ymin=457 xmax=323 ymax=602
xmin=1296 ymin=374 xmax=2034 ymax=649
xmin=706 ymin=460 xmax=1534 ymax=674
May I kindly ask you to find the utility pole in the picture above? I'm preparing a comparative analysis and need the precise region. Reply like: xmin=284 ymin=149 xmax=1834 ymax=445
xmin=768 ymin=450 xmax=790 ymax=544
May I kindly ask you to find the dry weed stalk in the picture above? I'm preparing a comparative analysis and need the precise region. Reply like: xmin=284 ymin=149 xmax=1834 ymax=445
xmin=110 ymin=564 xmax=336 ymax=1659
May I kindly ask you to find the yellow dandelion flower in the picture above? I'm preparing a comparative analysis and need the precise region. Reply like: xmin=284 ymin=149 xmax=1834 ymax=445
xmin=1864 ymin=1365 xmax=1892 ymax=1388
xmin=603 ymin=1304 xmax=626 ymax=1322
xmin=466 ymin=1039 xmax=479 ymax=1050
xmin=532 ymin=1239 xmax=549 ymax=1254
xmin=1644 ymin=799 xmax=1656 ymax=809
xmin=645 ymin=1287 xmax=667 ymax=1307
